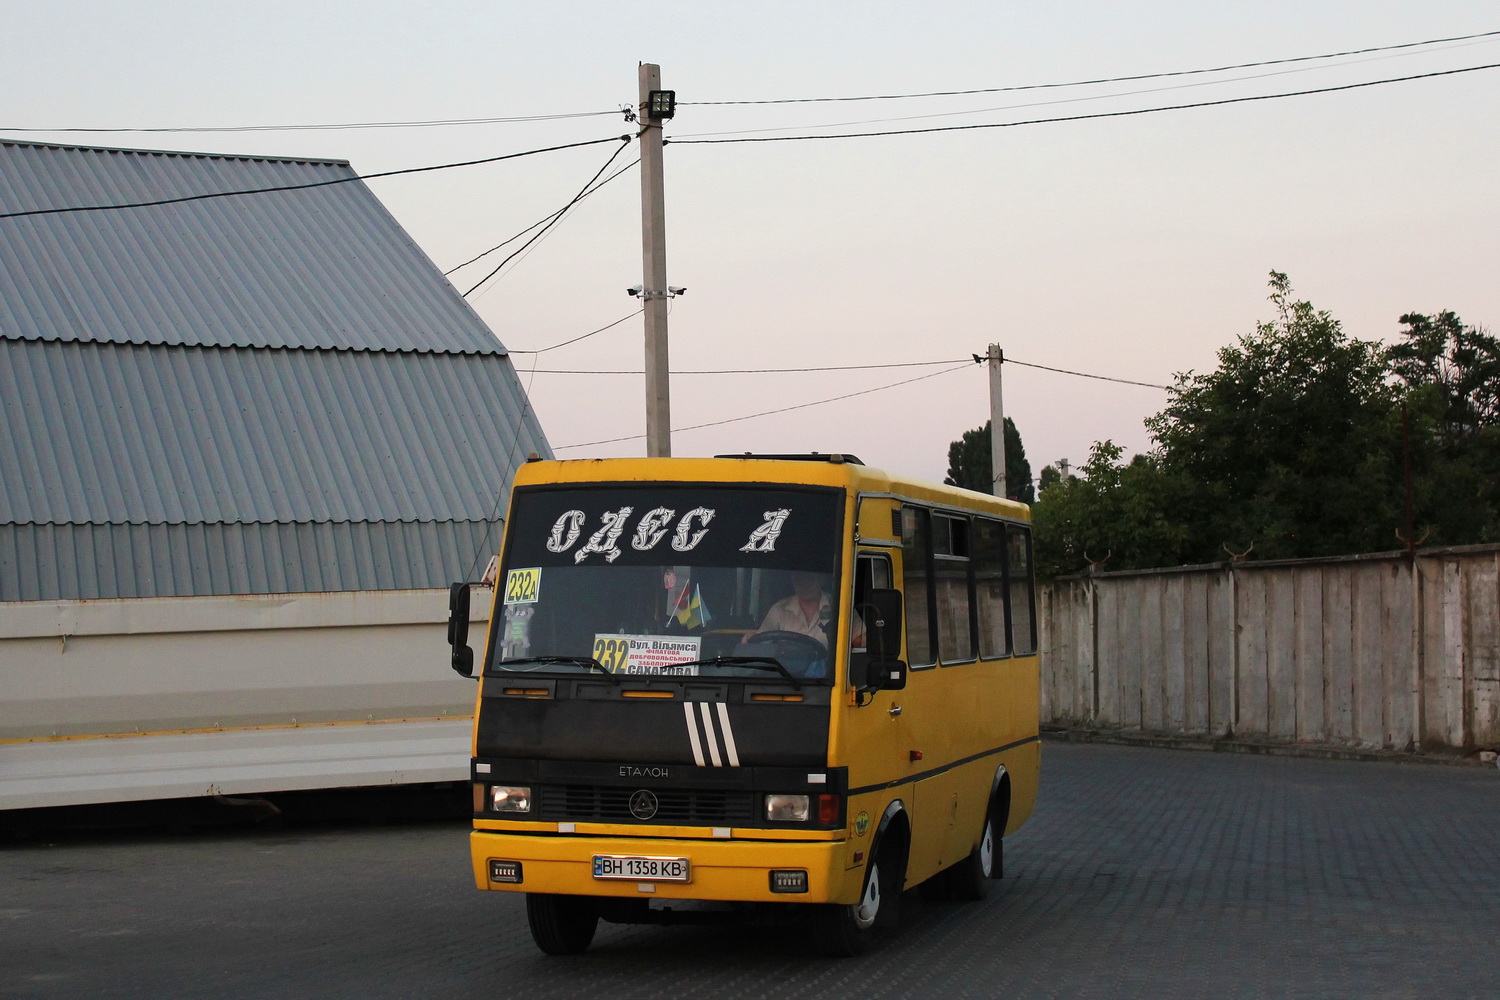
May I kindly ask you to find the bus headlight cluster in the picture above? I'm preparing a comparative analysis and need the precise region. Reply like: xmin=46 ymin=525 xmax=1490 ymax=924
xmin=765 ymin=793 xmax=841 ymax=823
xmin=490 ymin=785 xmax=532 ymax=813
xmin=765 ymin=794 xmax=810 ymax=822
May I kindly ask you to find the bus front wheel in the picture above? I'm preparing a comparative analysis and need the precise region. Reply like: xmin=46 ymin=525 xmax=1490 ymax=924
xmin=810 ymin=855 xmax=897 ymax=956
xmin=526 ymin=893 xmax=599 ymax=955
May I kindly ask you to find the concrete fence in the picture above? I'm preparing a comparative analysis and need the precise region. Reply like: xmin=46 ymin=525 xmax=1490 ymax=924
xmin=1038 ymin=544 xmax=1500 ymax=754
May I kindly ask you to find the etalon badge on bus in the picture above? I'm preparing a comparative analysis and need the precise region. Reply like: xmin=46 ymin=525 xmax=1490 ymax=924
xmin=629 ymin=789 xmax=659 ymax=821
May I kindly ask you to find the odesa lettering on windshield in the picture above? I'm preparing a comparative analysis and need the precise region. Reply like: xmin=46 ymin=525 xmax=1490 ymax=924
xmin=490 ymin=487 xmax=844 ymax=680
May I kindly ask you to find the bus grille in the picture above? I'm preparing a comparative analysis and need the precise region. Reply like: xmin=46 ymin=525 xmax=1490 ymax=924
xmin=540 ymin=785 xmax=756 ymax=824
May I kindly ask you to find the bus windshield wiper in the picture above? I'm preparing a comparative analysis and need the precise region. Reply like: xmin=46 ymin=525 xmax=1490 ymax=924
xmin=677 ymin=655 xmax=802 ymax=689
xmin=497 ymin=656 xmax=619 ymax=683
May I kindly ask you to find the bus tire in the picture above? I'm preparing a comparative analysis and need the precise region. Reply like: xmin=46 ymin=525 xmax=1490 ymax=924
xmin=810 ymin=854 xmax=895 ymax=957
xmin=946 ymin=814 xmax=997 ymax=901
xmin=525 ymin=893 xmax=599 ymax=955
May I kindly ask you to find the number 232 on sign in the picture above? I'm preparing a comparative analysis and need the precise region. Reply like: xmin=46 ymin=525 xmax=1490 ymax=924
xmin=592 ymin=635 xmax=630 ymax=672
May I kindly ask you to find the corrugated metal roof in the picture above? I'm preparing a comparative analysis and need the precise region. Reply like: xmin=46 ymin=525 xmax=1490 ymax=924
xmin=0 ymin=140 xmax=554 ymax=600
xmin=0 ymin=340 xmax=547 ymax=526
xmin=0 ymin=140 xmax=505 ymax=354
xmin=0 ymin=520 xmax=501 ymax=602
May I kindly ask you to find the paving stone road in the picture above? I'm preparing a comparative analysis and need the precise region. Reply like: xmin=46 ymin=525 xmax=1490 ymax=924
xmin=3 ymin=741 xmax=1497 ymax=1000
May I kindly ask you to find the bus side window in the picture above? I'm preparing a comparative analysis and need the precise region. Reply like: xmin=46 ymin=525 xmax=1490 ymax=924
xmin=900 ymin=507 xmax=936 ymax=667
xmin=1007 ymin=525 xmax=1037 ymax=655
xmin=932 ymin=513 xmax=974 ymax=663
xmin=852 ymin=553 xmax=891 ymax=651
xmin=974 ymin=518 xmax=1009 ymax=659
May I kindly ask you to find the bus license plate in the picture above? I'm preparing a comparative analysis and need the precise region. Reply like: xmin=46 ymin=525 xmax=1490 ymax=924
xmin=592 ymin=855 xmax=691 ymax=882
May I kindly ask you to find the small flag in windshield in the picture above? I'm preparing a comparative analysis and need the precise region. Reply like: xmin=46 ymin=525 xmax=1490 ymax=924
xmin=673 ymin=583 xmax=712 ymax=630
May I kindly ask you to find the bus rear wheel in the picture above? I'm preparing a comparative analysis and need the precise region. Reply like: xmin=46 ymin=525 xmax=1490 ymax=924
xmin=526 ymin=893 xmax=599 ymax=955
xmin=946 ymin=815 xmax=999 ymax=901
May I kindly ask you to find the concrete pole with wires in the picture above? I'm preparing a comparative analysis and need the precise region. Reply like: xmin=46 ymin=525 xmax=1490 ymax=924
xmin=988 ymin=344 xmax=1006 ymax=498
xmin=639 ymin=63 xmax=672 ymax=457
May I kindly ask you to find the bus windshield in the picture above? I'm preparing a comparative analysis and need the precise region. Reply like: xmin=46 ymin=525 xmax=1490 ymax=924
xmin=487 ymin=485 xmax=845 ymax=683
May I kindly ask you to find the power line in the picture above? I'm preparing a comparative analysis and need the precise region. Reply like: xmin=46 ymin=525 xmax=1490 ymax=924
xmin=529 ymin=358 xmax=973 ymax=374
xmin=0 ymin=135 xmax=633 ymax=221
xmin=668 ymin=63 xmax=1500 ymax=145
xmin=13 ymin=29 xmax=1493 ymax=136
xmin=445 ymin=157 xmax=638 ymax=276
xmin=529 ymin=353 xmax=1168 ymax=387
xmin=447 ymin=217 xmax=553 ymax=278
xmin=508 ymin=309 xmax=642 ymax=355
xmin=1 ymin=110 xmax=622 ymax=134
xmin=554 ymin=363 xmax=974 ymax=450
xmin=673 ymin=44 xmax=1494 ymax=141
xmin=543 ymin=351 xmax=1171 ymax=451
xmin=462 ymin=137 xmax=634 ymax=296
xmin=999 ymin=357 xmax=1169 ymax=390
xmin=686 ymin=29 xmax=1500 ymax=105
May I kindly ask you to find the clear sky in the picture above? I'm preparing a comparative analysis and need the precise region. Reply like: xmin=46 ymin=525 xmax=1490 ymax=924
xmin=5 ymin=2 xmax=1497 ymax=486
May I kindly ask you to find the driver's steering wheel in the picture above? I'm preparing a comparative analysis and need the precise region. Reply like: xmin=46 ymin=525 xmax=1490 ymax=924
xmin=744 ymin=630 xmax=828 ymax=655
xmin=742 ymin=630 xmax=829 ymax=676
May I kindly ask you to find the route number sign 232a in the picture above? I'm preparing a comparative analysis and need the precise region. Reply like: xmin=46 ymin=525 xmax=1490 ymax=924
xmin=504 ymin=568 xmax=541 ymax=605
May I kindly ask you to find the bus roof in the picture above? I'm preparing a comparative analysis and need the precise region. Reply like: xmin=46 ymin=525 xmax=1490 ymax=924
xmin=511 ymin=456 xmax=1031 ymax=522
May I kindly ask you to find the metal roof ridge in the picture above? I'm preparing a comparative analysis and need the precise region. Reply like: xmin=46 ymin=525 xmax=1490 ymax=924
xmin=5 ymin=516 xmax=506 ymax=528
xmin=0 ymin=334 xmax=508 ymax=356
xmin=0 ymin=137 xmax=352 ymax=168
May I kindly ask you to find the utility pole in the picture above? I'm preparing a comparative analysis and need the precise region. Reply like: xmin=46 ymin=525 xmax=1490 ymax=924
xmin=639 ymin=63 xmax=672 ymax=457
xmin=988 ymin=344 xmax=1006 ymax=498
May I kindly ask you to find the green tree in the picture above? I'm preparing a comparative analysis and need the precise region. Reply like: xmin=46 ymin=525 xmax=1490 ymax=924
xmin=1145 ymin=271 xmax=1400 ymax=561
xmin=1031 ymin=441 xmax=1188 ymax=578
xmin=1031 ymin=273 xmax=1498 ymax=574
xmin=1387 ymin=311 xmax=1500 ymax=446
xmin=1387 ymin=311 xmax=1500 ymax=543
xmin=944 ymin=418 xmax=1034 ymax=502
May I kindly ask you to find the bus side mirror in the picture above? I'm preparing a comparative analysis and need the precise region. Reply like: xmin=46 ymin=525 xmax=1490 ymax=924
xmin=852 ymin=650 xmax=907 ymax=692
xmin=859 ymin=588 xmax=907 ymax=691
xmin=879 ymin=659 xmax=908 ymax=691
xmin=448 ymin=582 xmax=476 ymax=679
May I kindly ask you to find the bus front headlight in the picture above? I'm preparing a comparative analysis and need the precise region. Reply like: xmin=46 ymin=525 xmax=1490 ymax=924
xmin=765 ymin=794 xmax=810 ymax=822
xmin=490 ymin=785 xmax=532 ymax=813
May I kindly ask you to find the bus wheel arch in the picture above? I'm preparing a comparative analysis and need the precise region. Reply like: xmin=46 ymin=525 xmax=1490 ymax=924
xmin=986 ymin=765 xmax=1010 ymax=881
xmin=948 ymin=767 xmax=1010 ymax=900
xmin=810 ymin=799 xmax=908 ymax=956
xmin=989 ymin=764 xmax=1013 ymax=840
xmin=856 ymin=800 xmax=909 ymax=937
xmin=871 ymin=800 xmax=910 ymax=917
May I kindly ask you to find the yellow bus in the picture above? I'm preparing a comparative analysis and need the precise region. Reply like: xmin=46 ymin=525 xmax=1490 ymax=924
xmin=448 ymin=454 xmax=1040 ymax=955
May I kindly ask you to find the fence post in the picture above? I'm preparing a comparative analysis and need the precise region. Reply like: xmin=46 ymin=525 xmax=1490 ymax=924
xmin=1089 ymin=573 xmax=1100 ymax=723
xmin=1229 ymin=561 xmax=1240 ymax=737
xmin=1410 ymin=551 xmax=1424 ymax=752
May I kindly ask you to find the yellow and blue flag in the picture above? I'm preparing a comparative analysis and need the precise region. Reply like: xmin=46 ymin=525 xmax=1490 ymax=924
xmin=673 ymin=584 xmax=712 ymax=630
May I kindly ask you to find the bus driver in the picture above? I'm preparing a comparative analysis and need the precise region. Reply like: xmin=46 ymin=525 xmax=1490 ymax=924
xmin=750 ymin=572 xmax=865 ymax=648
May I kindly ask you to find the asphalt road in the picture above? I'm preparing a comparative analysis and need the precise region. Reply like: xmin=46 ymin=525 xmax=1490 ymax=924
xmin=3 ymin=742 xmax=1497 ymax=1000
